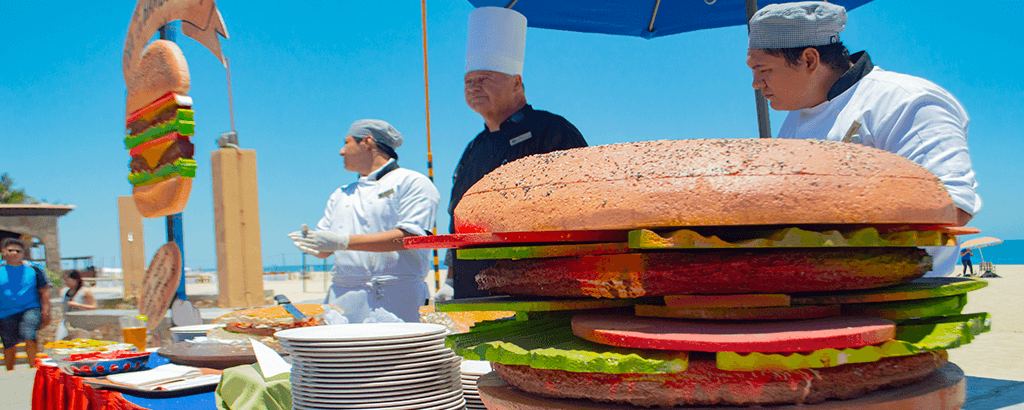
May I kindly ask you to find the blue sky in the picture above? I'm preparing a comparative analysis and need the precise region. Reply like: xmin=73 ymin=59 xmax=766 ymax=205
xmin=1 ymin=0 xmax=1021 ymax=271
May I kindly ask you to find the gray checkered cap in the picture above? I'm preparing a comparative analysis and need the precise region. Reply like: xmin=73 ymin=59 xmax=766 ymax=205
xmin=748 ymin=1 xmax=846 ymax=49
xmin=348 ymin=119 xmax=403 ymax=150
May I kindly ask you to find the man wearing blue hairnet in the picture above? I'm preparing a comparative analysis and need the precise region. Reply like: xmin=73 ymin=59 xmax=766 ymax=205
xmin=290 ymin=119 xmax=440 ymax=322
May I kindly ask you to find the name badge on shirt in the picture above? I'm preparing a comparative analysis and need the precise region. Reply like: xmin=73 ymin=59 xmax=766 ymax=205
xmin=378 ymin=188 xmax=396 ymax=199
xmin=509 ymin=132 xmax=532 ymax=146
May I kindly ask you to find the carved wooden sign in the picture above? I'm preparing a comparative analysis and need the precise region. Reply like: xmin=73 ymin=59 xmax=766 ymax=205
xmin=123 ymin=0 xmax=229 ymax=84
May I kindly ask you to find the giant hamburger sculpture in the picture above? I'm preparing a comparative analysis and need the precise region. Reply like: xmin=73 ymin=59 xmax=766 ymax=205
xmin=411 ymin=139 xmax=989 ymax=408
xmin=124 ymin=39 xmax=197 ymax=218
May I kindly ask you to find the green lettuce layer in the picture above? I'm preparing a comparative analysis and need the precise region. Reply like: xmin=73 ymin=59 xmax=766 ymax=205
xmin=718 ymin=312 xmax=990 ymax=370
xmin=446 ymin=317 xmax=688 ymax=374
xmin=124 ymin=109 xmax=195 ymax=149
xmin=127 ymin=158 xmax=197 ymax=186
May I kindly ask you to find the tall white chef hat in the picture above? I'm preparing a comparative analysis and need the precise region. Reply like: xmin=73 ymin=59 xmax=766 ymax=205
xmin=466 ymin=7 xmax=527 ymax=76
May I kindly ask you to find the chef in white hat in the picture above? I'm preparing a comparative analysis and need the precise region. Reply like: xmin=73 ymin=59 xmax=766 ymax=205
xmin=746 ymin=1 xmax=980 ymax=277
xmin=434 ymin=7 xmax=588 ymax=301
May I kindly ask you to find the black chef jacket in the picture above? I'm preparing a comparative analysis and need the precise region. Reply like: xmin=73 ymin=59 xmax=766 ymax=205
xmin=448 ymin=104 xmax=587 ymax=298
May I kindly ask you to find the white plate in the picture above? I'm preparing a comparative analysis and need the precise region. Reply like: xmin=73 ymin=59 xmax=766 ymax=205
xmin=291 ymin=351 xmax=457 ymax=368
xmin=460 ymin=360 xmax=492 ymax=376
xmin=292 ymin=354 xmax=459 ymax=375
xmin=291 ymin=378 xmax=460 ymax=401
xmin=281 ymin=333 xmax=447 ymax=348
xmin=276 ymin=323 xmax=447 ymax=342
xmin=285 ymin=338 xmax=444 ymax=354
xmin=292 ymin=360 xmax=457 ymax=379
xmin=289 ymin=352 xmax=455 ymax=368
xmin=289 ymin=377 xmax=458 ymax=400
xmin=293 ymin=393 xmax=464 ymax=410
xmin=292 ymin=386 xmax=462 ymax=407
xmin=287 ymin=344 xmax=451 ymax=360
xmin=291 ymin=368 xmax=460 ymax=388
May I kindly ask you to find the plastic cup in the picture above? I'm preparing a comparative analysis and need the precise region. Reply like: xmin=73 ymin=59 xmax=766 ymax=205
xmin=120 ymin=315 xmax=147 ymax=351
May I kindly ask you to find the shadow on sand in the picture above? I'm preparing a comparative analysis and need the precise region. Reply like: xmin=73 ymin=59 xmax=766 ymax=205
xmin=965 ymin=376 xmax=1024 ymax=409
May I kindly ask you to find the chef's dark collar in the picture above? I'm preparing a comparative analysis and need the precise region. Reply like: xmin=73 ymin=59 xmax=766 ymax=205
xmin=367 ymin=159 xmax=399 ymax=181
xmin=483 ymin=104 xmax=532 ymax=133
xmin=827 ymin=51 xmax=874 ymax=101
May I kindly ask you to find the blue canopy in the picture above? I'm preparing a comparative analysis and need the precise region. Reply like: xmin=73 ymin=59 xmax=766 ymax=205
xmin=469 ymin=0 xmax=874 ymax=39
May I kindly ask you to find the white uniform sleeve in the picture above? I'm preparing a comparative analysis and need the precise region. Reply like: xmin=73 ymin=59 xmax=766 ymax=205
xmin=876 ymin=91 xmax=980 ymax=216
xmin=394 ymin=175 xmax=440 ymax=237
xmin=317 ymin=189 xmax=341 ymax=232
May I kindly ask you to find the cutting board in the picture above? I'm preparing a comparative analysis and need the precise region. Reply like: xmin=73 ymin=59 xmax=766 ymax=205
xmin=571 ymin=313 xmax=896 ymax=353
xmin=635 ymin=304 xmax=839 ymax=321
xmin=403 ymin=230 xmax=629 ymax=249
xmin=157 ymin=342 xmax=288 ymax=370
xmin=663 ymin=294 xmax=790 ymax=308
xmin=138 ymin=242 xmax=182 ymax=331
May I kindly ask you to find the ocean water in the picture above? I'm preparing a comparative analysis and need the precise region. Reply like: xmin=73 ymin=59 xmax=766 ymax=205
xmin=965 ymin=238 xmax=1024 ymax=265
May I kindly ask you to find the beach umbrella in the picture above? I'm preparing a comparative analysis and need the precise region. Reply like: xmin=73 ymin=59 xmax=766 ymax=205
xmin=961 ymin=237 xmax=1003 ymax=264
xmin=467 ymin=0 xmax=875 ymax=138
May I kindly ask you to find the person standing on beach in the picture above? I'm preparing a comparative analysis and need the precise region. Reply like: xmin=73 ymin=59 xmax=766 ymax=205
xmin=745 ymin=1 xmax=980 ymax=277
xmin=55 ymin=269 xmax=97 ymax=341
xmin=960 ymin=248 xmax=974 ymax=277
xmin=437 ymin=7 xmax=588 ymax=301
xmin=1 ymin=238 xmax=52 ymax=370
xmin=289 ymin=120 xmax=440 ymax=323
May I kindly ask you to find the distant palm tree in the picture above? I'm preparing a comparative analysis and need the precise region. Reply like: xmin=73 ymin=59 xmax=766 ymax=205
xmin=0 ymin=173 xmax=38 ymax=204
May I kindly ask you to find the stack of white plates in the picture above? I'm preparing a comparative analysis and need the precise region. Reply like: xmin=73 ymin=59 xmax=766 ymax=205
xmin=276 ymin=323 xmax=464 ymax=410
xmin=460 ymin=360 xmax=491 ymax=409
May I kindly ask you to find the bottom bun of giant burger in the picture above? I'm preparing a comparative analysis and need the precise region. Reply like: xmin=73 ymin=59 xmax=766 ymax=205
xmin=132 ymin=176 xmax=192 ymax=218
xmin=492 ymin=351 xmax=947 ymax=407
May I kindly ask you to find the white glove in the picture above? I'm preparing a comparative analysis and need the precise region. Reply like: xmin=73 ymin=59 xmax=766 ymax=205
xmin=292 ymin=223 xmax=350 ymax=254
xmin=432 ymin=279 xmax=455 ymax=302
xmin=287 ymin=224 xmax=317 ymax=255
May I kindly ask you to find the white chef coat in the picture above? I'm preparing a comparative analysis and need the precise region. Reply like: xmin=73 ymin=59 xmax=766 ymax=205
xmin=778 ymin=54 xmax=980 ymax=277
xmin=317 ymin=159 xmax=440 ymax=321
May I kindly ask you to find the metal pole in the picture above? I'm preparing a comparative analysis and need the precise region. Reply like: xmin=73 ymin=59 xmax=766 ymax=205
xmin=745 ymin=0 xmax=772 ymax=139
xmin=421 ymin=0 xmax=442 ymax=291
xmin=159 ymin=22 xmax=188 ymax=301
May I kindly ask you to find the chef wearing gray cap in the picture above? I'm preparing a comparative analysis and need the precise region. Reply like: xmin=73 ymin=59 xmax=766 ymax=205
xmin=745 ymin=1 xmax=980 ymax=277
xmin=289 ymin=119 xmax=440 ymax=322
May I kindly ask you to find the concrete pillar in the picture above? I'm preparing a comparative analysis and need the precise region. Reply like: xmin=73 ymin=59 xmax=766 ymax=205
xmin=118 ymin=196 xmax=146 ymax=299
xmin=0 ymin=214 xmax=60 ymax=271
xmin=211 ymin=148 xmax=265 ymax=308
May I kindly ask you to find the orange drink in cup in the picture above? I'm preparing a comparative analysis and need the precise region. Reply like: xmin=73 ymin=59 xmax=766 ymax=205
xmin=120 ymin=315 xmax=148 ymax=351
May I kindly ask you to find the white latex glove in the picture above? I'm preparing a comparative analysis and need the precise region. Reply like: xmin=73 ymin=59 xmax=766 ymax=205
xmin=287 ymin=224 xmax=319 ymax=255
xmin=293 ymin=223 xmax=350 ymax=253
xmin=432 ymin=279 xmax=455 ymax=302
